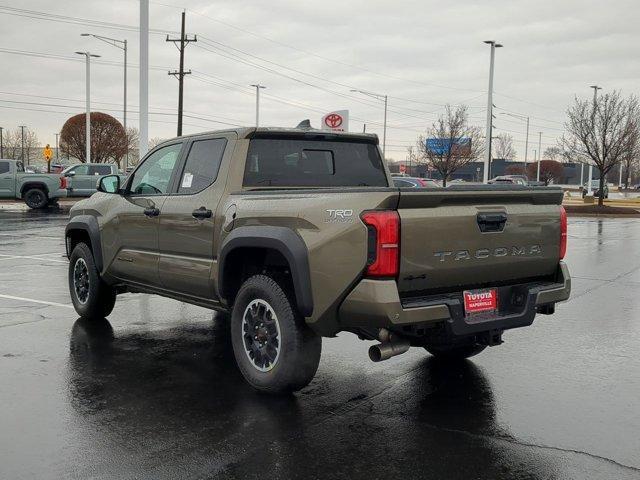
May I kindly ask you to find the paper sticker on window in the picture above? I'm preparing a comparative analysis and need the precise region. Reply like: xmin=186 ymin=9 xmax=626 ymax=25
xmin=181 ymin=172 xmax=193 ymax=188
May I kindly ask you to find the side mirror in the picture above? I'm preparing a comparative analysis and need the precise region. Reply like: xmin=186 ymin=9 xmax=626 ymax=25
xmin=65 ymin=171 xmax=76 ymax=177
xmin=97 ymin=175 xmax=121 ymax=194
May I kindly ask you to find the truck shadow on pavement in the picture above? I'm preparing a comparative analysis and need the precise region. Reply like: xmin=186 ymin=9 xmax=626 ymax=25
xmin=65 ymin=316 xmax=558 ymax=479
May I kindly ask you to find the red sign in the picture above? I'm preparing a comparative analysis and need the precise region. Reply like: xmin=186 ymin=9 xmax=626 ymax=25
xmin=324 ymin=113 xmax=343 ymax=129
xmin=463 ymin=289 xmax=497 ymax=314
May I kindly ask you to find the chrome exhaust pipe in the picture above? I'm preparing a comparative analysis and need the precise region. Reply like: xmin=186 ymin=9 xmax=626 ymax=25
xmin=368 ymin=328 xmax=411 ymax=362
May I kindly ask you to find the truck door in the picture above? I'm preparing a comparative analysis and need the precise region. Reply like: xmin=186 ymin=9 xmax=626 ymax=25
xmin=0 ymin=161 xmax=14 ymax=197
xmin=158 ymin=135 xmax=232 ymax=299
xmin=87 ymin=164 xmax=115 ymax=194
xmin=105 ymin=142 xmax=185 ymax=288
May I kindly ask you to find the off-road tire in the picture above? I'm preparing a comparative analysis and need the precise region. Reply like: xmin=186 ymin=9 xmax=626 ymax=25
xmin=24 ymin=188 xmax=48 ymax=209
xmin=69 ymin=242 xmax=116 ymax=318
xmin=230 ymin=274 xmax=321 ymax=394
xmin=425 ymin=343 xmax=487 ymax=360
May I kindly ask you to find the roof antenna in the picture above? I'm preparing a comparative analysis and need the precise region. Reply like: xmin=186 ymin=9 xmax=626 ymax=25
xmin=296 ymin=119 xmax=312 ymax=130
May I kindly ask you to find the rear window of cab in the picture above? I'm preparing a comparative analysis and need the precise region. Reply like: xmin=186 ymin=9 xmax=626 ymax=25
xmin=243 ymin=138 xmax=388 ymax=187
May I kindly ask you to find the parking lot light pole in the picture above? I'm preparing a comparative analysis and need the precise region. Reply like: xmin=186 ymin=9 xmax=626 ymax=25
xmin=0 ymin=126 xmax=3 ymax=158
xmin=55 ymin=133 xmax=59 ymax=160
xmin=587 ymin=85 xmax=602 ymax=195
xmin=483 ymin=40 xmax=503 ymax=183
xmin=82 ymin=33 xmax=128 ymax=170
xmin=537 ymin=131 xmax=542 ymax=181
xmin=75 ymin=51 xmax=101 ymax=163
xmin=250 ymin=84 xmax=266 ymax=127
xmin=19 ymin=125 xmax=26 ymax=164
xmin=350 ymin=89 xmax=388 ymax=159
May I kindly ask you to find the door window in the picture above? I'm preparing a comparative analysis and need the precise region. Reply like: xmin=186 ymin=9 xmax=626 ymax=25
xmin=0 ymin=162 xmax=9 ymax=174
xmin=88 ymin=165 xmax=113 ymax=176
xmin=177 ymin=138 xmax=227 ymax=194
xmin=72 ymin=164 xmax=90 ymax=175
xmin=129 ymin=143 xmax=182 ymax=195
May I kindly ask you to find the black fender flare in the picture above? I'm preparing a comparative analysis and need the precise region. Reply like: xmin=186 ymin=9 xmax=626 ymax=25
xmin=21 ymin=182 xmax=50 ymax=197
xmin=218 ymin=226 xmax=313 ymax=317
xmin=65 ymin=215 xmax=104 ymax=272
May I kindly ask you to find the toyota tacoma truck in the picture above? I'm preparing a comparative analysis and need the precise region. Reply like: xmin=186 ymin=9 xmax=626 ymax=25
xmin=65 ymin=127 xmax=570 ymax=393
xmin=0 ymin=159 xmax=68 ymax=208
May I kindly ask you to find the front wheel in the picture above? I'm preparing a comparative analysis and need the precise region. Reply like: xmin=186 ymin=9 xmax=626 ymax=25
xmin=68 ymin=242 xmax=116 ymax=318
xmin=24 ymin=188 xmax=48 ymax=209
xmin=425 ymin=343 xmax=487 ymax=360
xmin=230 ymin=274 xmax=321 ymax=394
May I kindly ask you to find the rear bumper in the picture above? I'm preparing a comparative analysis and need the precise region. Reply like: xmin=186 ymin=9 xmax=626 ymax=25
xmin=338 ymin=262 xmax=571 ymax=336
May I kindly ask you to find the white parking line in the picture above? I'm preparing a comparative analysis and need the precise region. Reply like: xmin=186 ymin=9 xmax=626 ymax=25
xmin=0 ymin=254 xmax=67 ymax=263
xmin=0 ymin=294 xmax=73 ymax=309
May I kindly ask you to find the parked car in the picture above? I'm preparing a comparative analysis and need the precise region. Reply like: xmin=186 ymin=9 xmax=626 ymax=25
xmin=65 ymin=127 xmax=570 ymax=393
xmin=393 ymin=177 xmax=440 ymax=188
xmin=488 ymin=175 xmax=528 ymax=186
xmin=582 ymin=180 xmax=609 ymax=198
xmin=62 ymin=163 xmax=122 ymax=197
xmin=0 ymin=159 xmax=67 ymax=208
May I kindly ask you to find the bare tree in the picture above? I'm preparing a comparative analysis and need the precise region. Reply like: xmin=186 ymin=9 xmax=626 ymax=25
xmin=417 ymin=105 xmax=484 ymax=186
xmin=60 ymin=112 xmax=127 ymax=167
xmin=562 ymin=90 xmax=639 ymax=205
xmin=1 ymin=128 xmax=38 ymax=162
xmin=526 ymin=160 xmax=564 ymax=186
xmin=149 ymin=137 xmax=168 ymax=149
xmin=619 ymin=125 xmax=640 ymax=189
xmin=543 ymin=146 xmax=563 ymax=161
xmin=493 ymin=133 xmax=516 ymax=160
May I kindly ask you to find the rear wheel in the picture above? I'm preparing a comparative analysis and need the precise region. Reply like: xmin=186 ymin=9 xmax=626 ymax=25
xmin=230 ymin=274 xmax=321 ymax=394
xmin=68 ymin=242 xmax=116 ymax=318
xmin=425 ymin=343 xmax=487 ymax=360
xmin=24 ymin=188 xmax=48 ymax=209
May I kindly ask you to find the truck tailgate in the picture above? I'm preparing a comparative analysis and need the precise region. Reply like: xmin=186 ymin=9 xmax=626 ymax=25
xmin=397 ymin=186 xmax=564 ymax=294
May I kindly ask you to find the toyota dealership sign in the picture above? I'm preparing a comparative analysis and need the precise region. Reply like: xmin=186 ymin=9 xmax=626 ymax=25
xmin=321 ymin=110 xmax=349 ymax=132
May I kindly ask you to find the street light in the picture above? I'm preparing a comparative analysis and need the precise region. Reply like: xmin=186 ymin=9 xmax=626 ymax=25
xmin=75 ymin=51 xmax=100 ymax=163
xmin=350 ymin=89 xmax=388 ymax=159
xmin=483 ymin=40 xmax=503 ymax=183
xmin=250 ymin=84 xmax=266 ymax=127
xmin=82 ymin=33 xmax=128 ymax=170
xmin=586 ymin=85 xmax=602 ymax=195
xmin=19 ymin=125 xmax=26 ymax=163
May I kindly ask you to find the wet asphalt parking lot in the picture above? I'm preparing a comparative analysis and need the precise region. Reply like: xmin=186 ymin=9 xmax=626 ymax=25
xmin=1 ymin=209 xmax=639 ymax=480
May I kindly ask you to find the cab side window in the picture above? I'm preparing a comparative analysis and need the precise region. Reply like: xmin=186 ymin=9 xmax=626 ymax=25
xmin=73 ymin=164 xmax=90 ymax=175
xmin=129 ymin=143 xmax=182 ymax=195
xmin=177 ymin=138 xmax=227 ymax=194
xmin=0 ymin=162 xmax=9 ymax=174
xmin=88 ymin=165 xmax=113 ymax=176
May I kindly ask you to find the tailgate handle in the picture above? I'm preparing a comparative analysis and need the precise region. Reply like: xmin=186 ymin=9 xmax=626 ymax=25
xmin=477 ymin=212 xmax=507 ymax=232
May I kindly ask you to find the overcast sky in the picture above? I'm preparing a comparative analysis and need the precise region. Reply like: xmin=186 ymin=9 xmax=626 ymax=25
xmin=1 ymin=0 xmax=639 ymax=161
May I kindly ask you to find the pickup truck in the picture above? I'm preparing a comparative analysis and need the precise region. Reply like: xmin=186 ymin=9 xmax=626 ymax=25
xmin=65 ymin=127 xmax=571 ymax=393
xmin=0 ymin=159 xmax=67 ymax=208
xmin=62 ymin=163 xmax=122 ymax=197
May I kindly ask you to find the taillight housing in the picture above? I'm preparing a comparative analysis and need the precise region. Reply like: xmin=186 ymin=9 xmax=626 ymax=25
xmin=559 ymin=206 xmax=567 ymax=259
xmin=361 ymin=210 xmax=400 ymax=278
xmin=59 ymin=176 xmax=67 ymax=189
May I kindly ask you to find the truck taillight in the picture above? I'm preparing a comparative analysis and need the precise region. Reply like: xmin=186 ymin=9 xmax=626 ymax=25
xmin=361 ymin=210 xmax=400 ymax=278
xmin=559 ymin=206 xmax=567 ymax=259
xmin=60 ymin=176 xmax=67 ymax=189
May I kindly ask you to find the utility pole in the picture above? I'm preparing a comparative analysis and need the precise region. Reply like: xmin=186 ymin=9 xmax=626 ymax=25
xmin=0 ymin=127 xmax=3 ymax=158
xmin=55 ymin=133 xmax=59 ymax=160
xmin=587 ymin=85 xmax=602 ymax=195
xmin=19 ymin=125 xmax=26 ymax=164
xmin=350 ymin=89 xmax=388 ymax=158
xmin=75 ymin=51 xmax=100 ymax=163
xmin=140 ymin=0 xmax=149 ymax=157
xmin=537 ymin=131 xmax=542 ymax=181
xmin=499 ymin=112 xmax=530 ymax=172
xmin=483 ymin=40 xmax=503 ymax=183
xmin=82 ymin=33 xmax=128 ymax=170
xmin=167 ymin=11 xmax=197 ymax=136
xmin=408 ymin=146 xmax=413 ymax=176
xmin=250 ymin=84 xmax=266 ymax=127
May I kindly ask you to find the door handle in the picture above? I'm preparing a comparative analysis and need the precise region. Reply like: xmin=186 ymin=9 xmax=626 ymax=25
xmin=192 ymin=207 xmax=212 ymax=219
xmin=143 ymin=207 xmax=160 ymax=217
